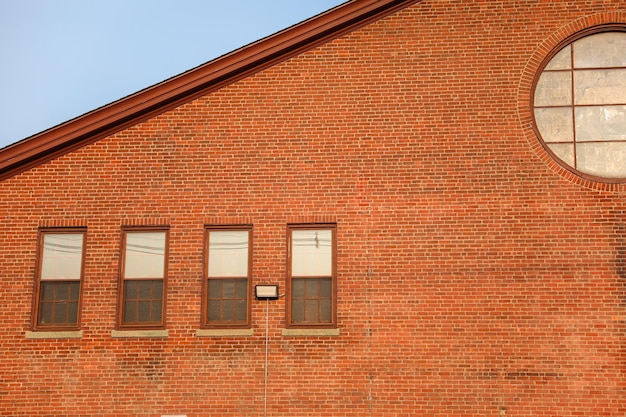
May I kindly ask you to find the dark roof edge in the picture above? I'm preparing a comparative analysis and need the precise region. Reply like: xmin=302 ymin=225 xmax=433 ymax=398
xmin=0 ymin=0 xmax=421 ymax=181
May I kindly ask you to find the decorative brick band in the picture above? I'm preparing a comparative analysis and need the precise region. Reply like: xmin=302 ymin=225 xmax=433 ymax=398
xmin=203 ymin=217 xmax=253 ymax=226
xmin=120 ymin=217 xmax=171 ymax=227
xmin=286 ymin=215 xmax=338 ymax=224
xmin=38 ymin=218 xmax=88 ymax=228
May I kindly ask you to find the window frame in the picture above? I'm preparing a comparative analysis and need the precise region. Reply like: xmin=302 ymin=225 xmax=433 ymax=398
xmin=532 ymin=25 xmax=626 ymax=183
xmin=286 ymin=223 xmax=337 ymax=329
xmin=117 ymin=227 xmax=169 ymax=330
xmin=202 ymin=225 xmax=252 ymax=329
xmin=32 ymin=228 xmax=86 ymax=331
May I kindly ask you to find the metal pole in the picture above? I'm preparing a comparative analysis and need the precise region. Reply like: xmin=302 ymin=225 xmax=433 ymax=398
xmin=264 ymin=297 xmax=269 ymax=417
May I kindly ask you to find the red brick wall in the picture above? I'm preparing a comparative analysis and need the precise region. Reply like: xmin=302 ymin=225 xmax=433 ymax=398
xmin=1 ymin=1 xmax=626 ymax=415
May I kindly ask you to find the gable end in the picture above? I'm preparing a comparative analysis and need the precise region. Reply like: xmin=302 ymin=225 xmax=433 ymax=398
xmin=0 ymin=0 xmax=421 ymax=181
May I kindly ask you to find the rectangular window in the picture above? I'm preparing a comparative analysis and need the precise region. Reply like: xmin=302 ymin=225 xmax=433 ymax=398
xmin=287 ymin=224 xmax=336 ymax=327
xmin=203 ymin=226 xmax=251 ymax=327
xmin=33 ymin=229 xmax=86 ymax=330
xmin=118 ymin=228 xmax=168 ymax=329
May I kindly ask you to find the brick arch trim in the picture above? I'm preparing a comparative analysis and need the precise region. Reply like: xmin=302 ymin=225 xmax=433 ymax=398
xmin=517 ymin=11 xmax=626 ymax=193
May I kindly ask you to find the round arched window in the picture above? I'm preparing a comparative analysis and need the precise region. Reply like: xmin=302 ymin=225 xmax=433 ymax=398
xmin=534 ymin=30 xmax=626 ymax=181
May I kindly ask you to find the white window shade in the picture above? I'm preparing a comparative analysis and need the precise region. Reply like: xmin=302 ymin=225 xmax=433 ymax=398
xmin=291 ymin=229 xmax=332 ymax=277
xmin=41 ymin=233 xmax=83 ymax=280
xmin=208 ymin=230 xmax=249 ymax=277
xmin=125 ymin=232 xmax=165 ymax=279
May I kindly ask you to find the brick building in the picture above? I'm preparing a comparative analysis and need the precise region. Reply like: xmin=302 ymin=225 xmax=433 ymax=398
xmin=1 ymin=0 xmax=625 ymax=415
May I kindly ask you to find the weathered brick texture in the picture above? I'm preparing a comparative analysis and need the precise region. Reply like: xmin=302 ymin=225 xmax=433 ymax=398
xmin=1 ymin=1 xmax=626 ymax=416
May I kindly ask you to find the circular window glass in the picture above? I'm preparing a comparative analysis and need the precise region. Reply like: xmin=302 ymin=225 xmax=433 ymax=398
xmin=534 ymin=31 xmax=626 ymax=180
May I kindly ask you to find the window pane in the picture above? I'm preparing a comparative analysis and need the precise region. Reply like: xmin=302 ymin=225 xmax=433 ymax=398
xmin=39 ymin=303 xmax=52 ymax=324
xmin=153 ymin=279 xmax=163 ymax=296
xmin=574 ymin=69 xmax=626 ymax=105
xmin=320 ymin=299 xmax=332 ymax=323
xmin=125 ymin=232 xmax=165 ymax=278
xmin=545 ymin=47 xmax=571 ymax=70
xmin=305 ymin=279 xmax=319 ymax=297
xmin=577 ymin=142 xmax=626 ymax=178
xmin=547 ymin=143 xmax=575 ymax=167
xmin=151 ymin=300 xmax=162 ymax=322
xmin=236 ymin=280 xmax=248 ymax=299
xmin=305 ymin=300 xmax=319 ymax=322
xmin=573 ymin=32 xmax=626 ymax=68
xmin=41 ymin=233 xmax=83 ymax=280
xmin=208 ymin=279 xmax=221 ymax=299
xmin=125 ymin=280 xmax=137 ymax=299
xmin=122 ymin=279 xmax=163 ymax=324
xmin=575 ymin=105 xmax=626 ymax=142
xmin=291 ymin=278 xmax=333 ymax=324
xmin=68 ymin=302 xmax=78 ymax=323
xmin=124 ymin=301 xmax=136 ymax=323
xmin=320 ymin=278 xmax=332 ymax=298
xmin=55 ymin=282 xmax=69 ymax=301
xmin=236 ymin=300 xmax=247 ymax=321
xmin=292 ymin=299 xmax=304 ymax=322
xmin=139 ymin=280 xmax=153 ymax=299
xmin=38 ymin=281 xmax=80 ymax=327
xmin=207 ymin=278 xmax=247 ymax=323
xmin=208 ymin=301 xmax=220 ymax=321
xmin=208 ymin=230 xmax=249 ymax=277
xmin=222 ymin=280 xmax=236 ymax=298
xmin=534 ymin=107 xmax=574 ymax=143
xmin=53 ymin=303 xmax=67 ymax=323
xmin=138 ymin=301 xmax=151 ymax=322
xmin=69 ymin=281 xmax=79 ymax=300
xmin=534 ymin=71 xmax=572 ymax=107
xmin=292 ymin=279 xmax=305 ymax=298
xmin=222 ymin=300 xmax=235 ymax=321
xmin=41 ymin=282 xmax=55 ymax=301
xmin=39 ymin=282 xmax=79 ymax=326
xmin=291 ymin=229 xmax=332 ymax=277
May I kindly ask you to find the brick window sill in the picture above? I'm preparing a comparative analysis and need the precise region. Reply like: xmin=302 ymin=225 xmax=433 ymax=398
xmin=25 ymin=330 xmax=83 ymax=339
xmin=111 ymin=329 xmax=169 ymax=338
xmin=196 ymin=328 xmax=254 ymax=337
xmin=281 ymin=328 xmax=340 ymax=337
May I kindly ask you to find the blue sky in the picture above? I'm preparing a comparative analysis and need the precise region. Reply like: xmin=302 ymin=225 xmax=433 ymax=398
xmin=0 ymin=0 xmax=346 ymax=149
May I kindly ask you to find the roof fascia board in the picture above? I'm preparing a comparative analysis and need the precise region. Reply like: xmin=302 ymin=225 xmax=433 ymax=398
xmin=0 ymin=0 xmax=421 ymax=181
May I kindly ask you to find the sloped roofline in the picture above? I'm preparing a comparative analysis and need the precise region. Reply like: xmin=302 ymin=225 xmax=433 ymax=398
xmin=0 ymin=0 xmax=421 ymax=181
